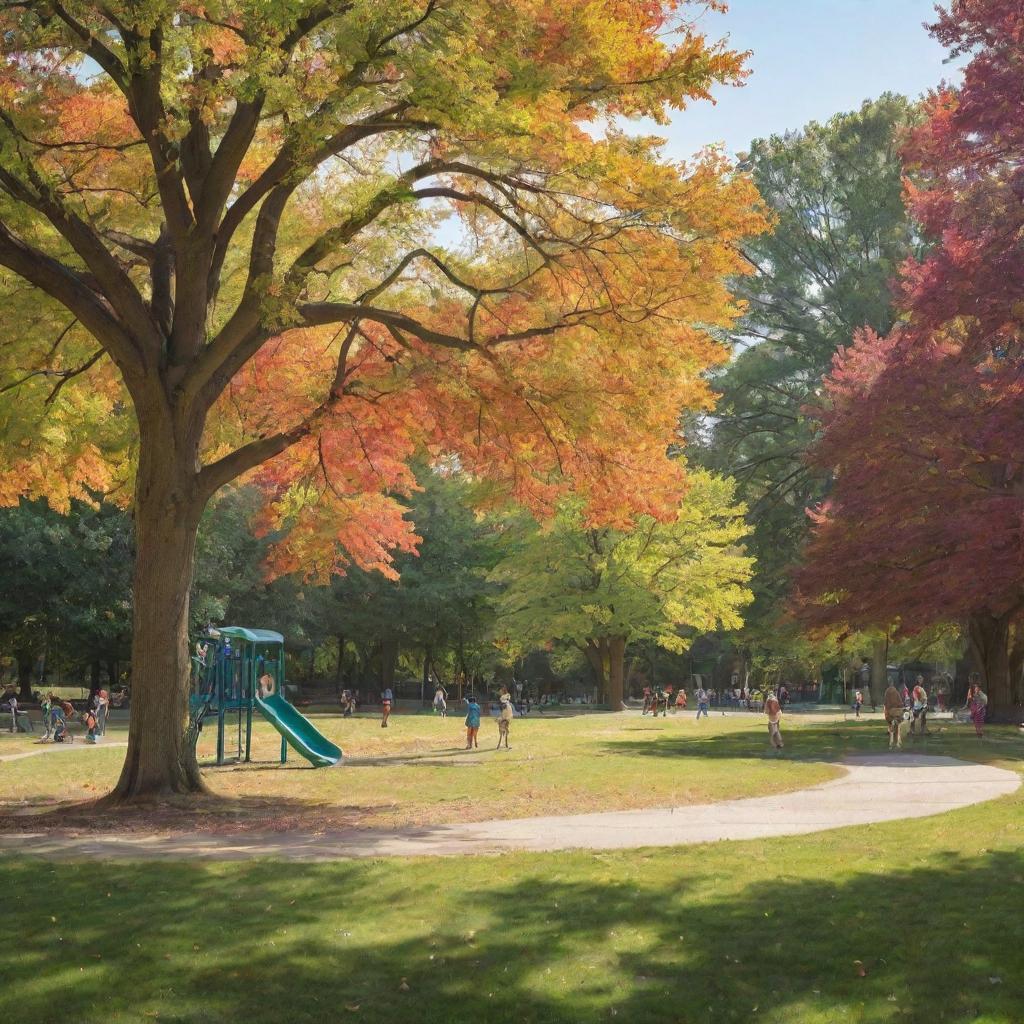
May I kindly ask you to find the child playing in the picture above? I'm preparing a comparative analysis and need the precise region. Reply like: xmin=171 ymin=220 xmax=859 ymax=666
xmin=40 ymin=692 xmax=53 ymax=741
xmin=83 ymin=707 xmax=98 ymax=744
xmin=464 ymin=695 xmax=481 ymax=749
xmin=51 ymin=702 xmax=70 ymax=742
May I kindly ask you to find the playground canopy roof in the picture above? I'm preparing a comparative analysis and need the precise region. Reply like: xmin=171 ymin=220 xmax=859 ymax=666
xmin=219 ymin=627 xmax=285 ymax=645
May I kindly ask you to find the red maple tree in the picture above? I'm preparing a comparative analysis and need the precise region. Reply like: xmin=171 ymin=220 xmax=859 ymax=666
xmin=795 ymin=0 xmax=1024 ymax=716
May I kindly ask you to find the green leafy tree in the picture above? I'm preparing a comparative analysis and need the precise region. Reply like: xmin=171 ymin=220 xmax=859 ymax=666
xmin=327 ymin=466 xmax=500 ymax=695
xmin=695 ymin=94 xmax=920 ymax=667
xmin=0 ymin=497 xmax=131 ymax=697
xmin=491 ymin=470 xmax=753 ymax=707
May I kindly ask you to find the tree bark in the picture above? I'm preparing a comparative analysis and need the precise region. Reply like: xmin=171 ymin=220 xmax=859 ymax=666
xmin=16 ymin=652 xmax=35 ymax=702
xmin=335 ymin=634 xmax=345 ymax=692
xmin=869 ymin=637 xmax=887 ymax=710
xmin=607 ymin=635 xmax=627 ymax=710
xmin=581 ymin=640 xmax=607 ymax=698
xmin=421 ymin=646 xmax=432 ymax=705
xmin=380 ymin=638 xmax=398 ymax=692
xmin=967 ymin=611 xmax=1018 ymax=721
xmin=110 ymin=445 xmax=205 ymax=800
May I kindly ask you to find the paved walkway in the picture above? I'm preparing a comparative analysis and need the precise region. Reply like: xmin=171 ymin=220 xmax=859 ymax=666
xmin=1 ymin=754 xmax=1017 ymax=861
xmin=0 ymin=741 xmax=127 ymax=763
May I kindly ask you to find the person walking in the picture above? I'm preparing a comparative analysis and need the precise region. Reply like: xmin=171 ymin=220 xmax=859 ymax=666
xmin=911 ymin=677 xmax=930 ymax=736
xmin=695 ymin=685 xmax=709 ymax=720
xmin=433 ymin=684 xmax=448 ymax=718
xmin=95 ymin=688 xmax=109 ymax=737
xmin=464 ymin=695 xmax=481 ymax=749
xmin=381 ymin=686 xmax=393 ymax=728
xmin=966 ymin=675 xmax=988 ymax=738
xmin=764 ymin=690 xmax=784 ymax=750
xmin=40 ymin=692 xmax=53 ymax=741
xmin=5 ymin=691 xmax=18 ymax=733
xmin=496 ymin=687 xmax=513 ymax=749
xmin=883 ymin=682 xmax=904 ymax=748
xmin=859 ymin=657 xmax=874 ymax=710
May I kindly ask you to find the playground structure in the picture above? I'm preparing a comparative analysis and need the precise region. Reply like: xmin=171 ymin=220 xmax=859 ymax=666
xmin=189 ymin=627 xmax=341 ymax=768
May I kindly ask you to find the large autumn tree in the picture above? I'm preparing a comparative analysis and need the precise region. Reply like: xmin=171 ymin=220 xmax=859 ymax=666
xmin=0 ymin=2 xmax=763 ymax=797
xmin=796 ymin=0 xmax=1024 ymax=717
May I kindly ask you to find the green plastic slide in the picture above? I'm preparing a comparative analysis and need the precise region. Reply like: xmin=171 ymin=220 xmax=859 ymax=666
xmin=256 ymin=692 xmax=342 ymax=767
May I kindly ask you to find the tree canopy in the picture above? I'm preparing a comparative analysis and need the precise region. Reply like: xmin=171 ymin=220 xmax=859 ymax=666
xmin=490 ymin=469 xmax=753 ymax=706
xmin=694 ymin=95 xmax=918 ymax=663
xmin=795 ymin=1 xmax=1024 ymax=715
xmin=0 ymin=1 xmax=765 ymax=796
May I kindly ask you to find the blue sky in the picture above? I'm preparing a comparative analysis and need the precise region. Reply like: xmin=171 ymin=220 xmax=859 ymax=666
xmin=655 ymin=0 xmax=961 ymax=160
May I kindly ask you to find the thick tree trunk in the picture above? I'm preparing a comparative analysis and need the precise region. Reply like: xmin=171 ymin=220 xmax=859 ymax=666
xmin=335 ymin=634 xmax=345 ymax=692
xmin=16 ymin=652 xmax=35 ymax=701
xmin=869 ymin=637 xmax=887 ymax=710
xmin=421 ymin=646 xmax=432 ymax=705
xmin=607 ymin=635 xmax=626 ymax=710
xmin=380 ymin=638 xmax=398 ymax=692
xmin=967 ymin=611 xmax=1018 ymax=722
xmin=111 ymin=448 xmax=205 ymax=800
xmin=581 ymin=640 xmax=607 ymax=698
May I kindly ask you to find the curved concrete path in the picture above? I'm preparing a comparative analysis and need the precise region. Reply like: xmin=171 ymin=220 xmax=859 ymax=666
xmin=0 ymin=754 xmax=1017 ymax=861
xmin=0 ymin=741 xmax=127 ymax=764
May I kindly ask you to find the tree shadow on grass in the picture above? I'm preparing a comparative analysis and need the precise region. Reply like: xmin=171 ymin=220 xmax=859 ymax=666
xmin=0 ymin=789 xmax=416 ymax=837
xmin=599 ymin=721 xmax=1024 ymax=768
xmin=3 ymin=844 xmax=1023 ymax=1024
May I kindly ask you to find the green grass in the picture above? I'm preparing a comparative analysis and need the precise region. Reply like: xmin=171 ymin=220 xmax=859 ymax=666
xmin=4 ymin=714 xmax=1023 ymax=1023
xmin=2 ymin=722 xmax=1023 ymax=1024
xmin=1 ymin=712 xmax=850 ymax=830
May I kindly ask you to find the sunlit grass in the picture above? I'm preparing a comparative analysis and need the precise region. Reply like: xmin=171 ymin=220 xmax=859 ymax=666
xmin=3 ymin=737 xmax=1023 ymax=1023
xmin=2 ymin=711 xmax=854 ymax=829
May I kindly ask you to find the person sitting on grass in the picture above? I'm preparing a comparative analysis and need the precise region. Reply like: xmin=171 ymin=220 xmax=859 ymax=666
xmin=764 ymin=690 xmax=784 ymax=751
xmin=464 ymin=695 xmax=481 ymax=750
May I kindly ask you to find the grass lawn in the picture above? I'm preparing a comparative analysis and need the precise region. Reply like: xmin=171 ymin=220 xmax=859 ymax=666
xmin=1 ymin=711 xmax=850 ymax=832
xmin=1 ymin=718 xmax=1022 ymax=1024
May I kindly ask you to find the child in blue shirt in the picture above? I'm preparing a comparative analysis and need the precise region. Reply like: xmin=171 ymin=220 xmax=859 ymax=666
xmin=464 ymin=696 xmax=481 ymax=749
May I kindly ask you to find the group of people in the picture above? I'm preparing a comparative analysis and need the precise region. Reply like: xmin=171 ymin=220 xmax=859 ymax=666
xmin=871 ymin=672 xmax=989 ymax=741
xmin=2 ymin=687 xmax=109 ymax=742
